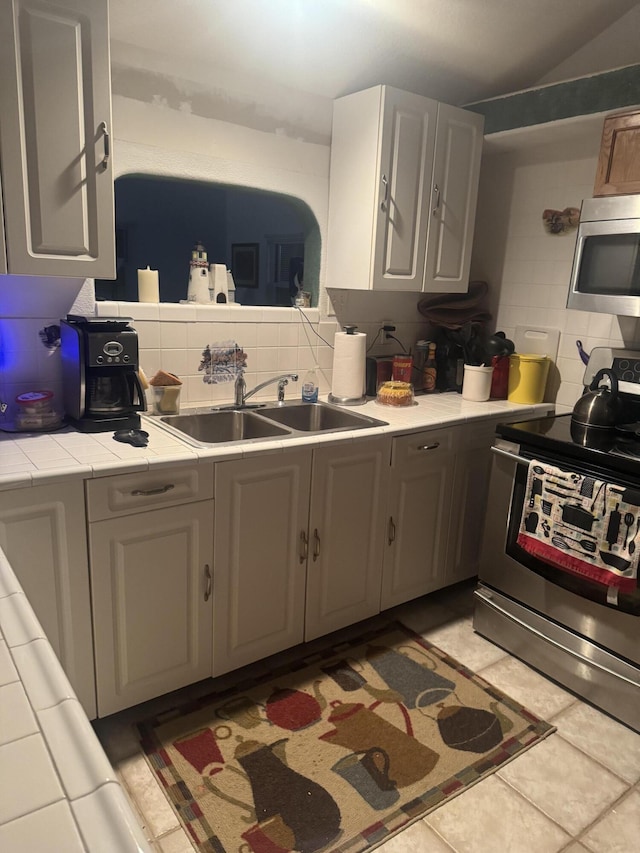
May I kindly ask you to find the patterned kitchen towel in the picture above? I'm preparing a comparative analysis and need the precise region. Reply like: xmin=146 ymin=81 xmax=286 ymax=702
xmin=517 ymin=459 xmax=639 ymax=592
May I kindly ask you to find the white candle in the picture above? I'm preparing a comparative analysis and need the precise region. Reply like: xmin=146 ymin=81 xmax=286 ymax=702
xmin=138 ymin=266 xmax=159 ymax=302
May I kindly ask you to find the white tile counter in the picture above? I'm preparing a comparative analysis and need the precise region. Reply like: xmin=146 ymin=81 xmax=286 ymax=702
xmin=0 ymin=546 xmax=151 ymax=852
xmin=0 ymin=393 xmax=554 ymax=490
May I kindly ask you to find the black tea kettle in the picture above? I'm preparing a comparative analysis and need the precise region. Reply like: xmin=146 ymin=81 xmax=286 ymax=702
xmin=570 ymin=368 xmax=625 ymax=448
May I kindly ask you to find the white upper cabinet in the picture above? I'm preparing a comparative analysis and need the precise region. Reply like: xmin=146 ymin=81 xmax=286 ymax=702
xmin=326 ymin=85 xmax=483 ymax=294
xmin=0 ymin=0 xmax=115 ymax=277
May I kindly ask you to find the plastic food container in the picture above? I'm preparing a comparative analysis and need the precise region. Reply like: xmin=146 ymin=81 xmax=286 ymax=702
xmin=507 ymin=354 xmax=550 ymax=404
xmin=14 ymin=390 xmax=61 ymax=430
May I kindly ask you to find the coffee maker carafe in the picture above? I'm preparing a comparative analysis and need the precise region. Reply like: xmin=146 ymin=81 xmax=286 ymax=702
xmin=60 ymin=315 xmax=146 ymax=432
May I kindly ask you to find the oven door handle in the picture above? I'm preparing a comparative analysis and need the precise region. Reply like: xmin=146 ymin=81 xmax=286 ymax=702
xmin=491 ymin=446 xmax=530 ymax=466
xmin=475 ymin=588 xmax=640 ymax=689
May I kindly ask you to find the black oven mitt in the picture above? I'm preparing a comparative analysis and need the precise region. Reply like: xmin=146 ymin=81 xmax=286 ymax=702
xmin=113 ymin=428 xmax=149 ymax=447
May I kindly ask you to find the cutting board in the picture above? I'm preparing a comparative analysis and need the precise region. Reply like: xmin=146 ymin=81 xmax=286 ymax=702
xmin=514 ymin=326 xmax=560 ymax=362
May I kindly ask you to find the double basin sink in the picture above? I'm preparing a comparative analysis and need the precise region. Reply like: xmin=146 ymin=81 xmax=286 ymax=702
xmin=154 ymin=401 xmax=388 ymax=447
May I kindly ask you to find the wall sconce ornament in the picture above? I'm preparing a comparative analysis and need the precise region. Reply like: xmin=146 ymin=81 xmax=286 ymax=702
xmin=542 ymin=207 xmax=580 ymax=235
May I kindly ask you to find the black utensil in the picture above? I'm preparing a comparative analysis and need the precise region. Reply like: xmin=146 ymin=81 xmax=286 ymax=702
xmin=541 ymin=500 xmax=553 ymax=516
xmin=623 ymin=512 xmax=634 ymax=548
xmin=618 ymin=487 xmax=640 ymax=506
xmin=525 ymin=513 xmax=539 ymax=533
xmin=628 ymin=518 xmax=640 ymax=555
xmin=529 ymin=478 xmax=543 ymax=507
xmin=562 ymin=503 xmax=596 ymax=532
xmin=606 ymin=504 xmax=621 ymax=549
xmin=547 ymin=488 xmax=572 ymax=499
xmin=599 ymin=549 xmax=632 ymax=572
xmin=579 ymin=477 xmax=596 ymax=498
xmin=552 ymin=535 xmax=584 ymax=554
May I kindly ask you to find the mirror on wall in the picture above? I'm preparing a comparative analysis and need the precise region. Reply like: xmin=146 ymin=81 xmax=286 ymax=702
xmin=95 ymin=175 xmax=321 ymax=307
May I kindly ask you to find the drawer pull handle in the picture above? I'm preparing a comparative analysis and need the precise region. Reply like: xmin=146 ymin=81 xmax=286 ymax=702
xmin=204 ymin=564 xmax=212 ymax=602
xmin=417 ymin=442 xmax=440 ymax=451
xmin=299 ymin=530 xmax=308 ymax=564
xmin=388 ymin=516 xmax=396 ymax=545
xmin=131 ymin=484 xmax=175 ymax=496
xmin=432 ymin=183 xmax=441 ymax=216
xmin=313 ymin=528 xmax=321 ymax=561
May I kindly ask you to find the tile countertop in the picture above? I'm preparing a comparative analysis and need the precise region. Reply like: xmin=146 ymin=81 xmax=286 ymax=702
xmin=0 ymin=393 xmax=554 ymax=490
xmin=0 ymin=547 xmax=151 ymax=852
xmin=0 ymin=393 xmax=553 ymax=850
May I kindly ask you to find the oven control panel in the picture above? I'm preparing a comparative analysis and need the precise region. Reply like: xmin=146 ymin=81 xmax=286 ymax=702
xmin=584 ymin=348 xmax=640 ymax=397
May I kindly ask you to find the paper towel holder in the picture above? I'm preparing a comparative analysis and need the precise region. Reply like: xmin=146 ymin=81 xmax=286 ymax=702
xmin=328 ymin=324 xmax=367 ymax=407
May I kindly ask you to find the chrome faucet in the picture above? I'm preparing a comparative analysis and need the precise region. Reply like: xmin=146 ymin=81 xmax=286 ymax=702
xmin=234 ymin=373 xmax=299 ymax=407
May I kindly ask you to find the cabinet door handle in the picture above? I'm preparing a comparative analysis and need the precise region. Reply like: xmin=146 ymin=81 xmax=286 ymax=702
xmin=380 ymin=173 xmax=389 ymax=212
xmin=432 ymin=183 xmax=441 ymax=216
xmin=299 ymin=530 xmax=308 ymax=564
xmin=388 ymin=516 xmax=396 ymax=545
xmin=130 ymin=484 xmax=175 ymax=496
xmin=99 ymin=121 xmax=110 ymax=171
xmin=204 ymin=564 xmax=212 ymax=601
xmin=417 ymin=442 xmax=440 ymax=451
xmin=312 ymin=528 xmax=321 ymax=561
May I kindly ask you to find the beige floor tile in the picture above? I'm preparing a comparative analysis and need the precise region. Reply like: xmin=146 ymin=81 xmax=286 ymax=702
xmin=426 ymin=775 xmax=571 ymax=853
xmin=477 ymin=655 xmax=577 ymax=720
xmin=553 ymin=703 xmax=640 ymax=785
xmin=563 ymin=844 xmax=591 ymax=853
xmin=376 ymin=819 xmax=455 ymax=852
xmin=497 ymin=735 xmax=628 ymax=836
xmin=391 ymin=598 xmax=459 ymax=636
xmin=581 ymin=789 xmax=640 ymax=853
xmin=156 ymin=826 xmax=195 ymax=853
xmin=118 ymin=751 xmax=181 ymax=838
xmin=420 ymin=616 xmax=509 ymax=671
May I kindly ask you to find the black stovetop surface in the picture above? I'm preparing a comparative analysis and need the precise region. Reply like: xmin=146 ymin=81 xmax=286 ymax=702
xmin=498 ymin=413 xmax=640 ymax=482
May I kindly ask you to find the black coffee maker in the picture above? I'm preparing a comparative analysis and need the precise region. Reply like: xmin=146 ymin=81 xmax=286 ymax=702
xmin=60 ymin=315 xmax=146 ymax=432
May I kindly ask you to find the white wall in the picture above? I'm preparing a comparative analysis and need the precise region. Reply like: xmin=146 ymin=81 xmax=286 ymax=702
xmin=472 ymin=129 xmax=640 ymax=413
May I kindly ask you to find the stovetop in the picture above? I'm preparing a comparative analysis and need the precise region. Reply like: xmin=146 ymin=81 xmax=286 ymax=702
xmin=498 ymin=413 xmax=640 ymax=482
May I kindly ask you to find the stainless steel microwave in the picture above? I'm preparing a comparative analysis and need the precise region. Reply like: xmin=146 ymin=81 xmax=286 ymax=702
xmin=567 ymin=195 xmax=640 ymax=316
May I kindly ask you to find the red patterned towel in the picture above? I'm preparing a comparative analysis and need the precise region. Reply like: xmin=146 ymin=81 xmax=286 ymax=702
xmin=517 ymin=459 xmax=638 ymax=593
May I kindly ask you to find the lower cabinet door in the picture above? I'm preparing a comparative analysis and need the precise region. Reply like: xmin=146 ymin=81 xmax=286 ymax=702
xmin=305 ymin=437 xmax=390 ymax=641
xmin=213 ymin=451 xmax=311 ymax=675
xmin=89 ymin=500 xmax=214 ymax=716
xmin=0 ymin=481 xmax=96 ymax=718
xmin=381 ymin=429 xmax=456 ymax=609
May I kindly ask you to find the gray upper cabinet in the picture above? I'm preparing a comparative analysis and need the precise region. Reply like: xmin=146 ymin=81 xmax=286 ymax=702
xmin=326 ymin=85 xmax=483 ymax=294
xmin=0 ymin=0 xmax=115 ymax=278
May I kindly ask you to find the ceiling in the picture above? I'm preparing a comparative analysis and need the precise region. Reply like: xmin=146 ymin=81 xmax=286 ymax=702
xmin=108 ymin=0 xmax=640 ymax=107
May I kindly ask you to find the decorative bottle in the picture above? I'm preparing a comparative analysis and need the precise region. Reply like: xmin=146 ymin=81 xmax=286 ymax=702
xmin=423 ymin=342 xmax=437 ymax=392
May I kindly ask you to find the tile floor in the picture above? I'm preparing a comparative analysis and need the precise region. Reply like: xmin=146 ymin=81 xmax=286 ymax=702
xmin=93 ymin=581 xmax=640 ymax=853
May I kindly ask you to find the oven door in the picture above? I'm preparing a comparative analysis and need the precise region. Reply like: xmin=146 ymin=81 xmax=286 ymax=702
xmin=478 ymin=438 xmax=639 ymax=663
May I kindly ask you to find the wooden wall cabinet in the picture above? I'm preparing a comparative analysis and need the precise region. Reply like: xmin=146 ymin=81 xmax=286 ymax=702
xmin=594 ymin=110 xmax=640 ymax=197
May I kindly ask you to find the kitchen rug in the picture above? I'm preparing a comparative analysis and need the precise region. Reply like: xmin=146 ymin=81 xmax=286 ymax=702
xmin=136 ymin=623 xmax=555 ymax=853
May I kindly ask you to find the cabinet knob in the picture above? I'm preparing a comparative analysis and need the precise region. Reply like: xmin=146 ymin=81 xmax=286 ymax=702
xmin=204 ymin=564 xmax=212 ymax=601
xmin=299 ymin=530 xmax=308 ymax=564
xmin=388 ymin=516 xmax=396 ymax=546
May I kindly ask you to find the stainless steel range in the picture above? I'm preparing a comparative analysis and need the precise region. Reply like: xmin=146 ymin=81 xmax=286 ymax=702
xmin=474 ymin=347 xmax=640 ymax=732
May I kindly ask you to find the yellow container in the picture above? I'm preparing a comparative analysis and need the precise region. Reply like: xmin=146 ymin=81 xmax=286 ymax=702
xmin=507 ymin=353 xmax=550 ymax=404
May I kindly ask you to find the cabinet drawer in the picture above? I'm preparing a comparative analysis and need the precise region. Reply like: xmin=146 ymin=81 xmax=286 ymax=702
xmin=86 ymin=462 xmax=214 ymax=521
xmin=391 ymin=427 xmax=458 ymax=466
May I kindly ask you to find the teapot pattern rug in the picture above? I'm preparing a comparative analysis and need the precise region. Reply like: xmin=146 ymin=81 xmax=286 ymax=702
xmin=136 ymin=623 xmax=555 ymax=853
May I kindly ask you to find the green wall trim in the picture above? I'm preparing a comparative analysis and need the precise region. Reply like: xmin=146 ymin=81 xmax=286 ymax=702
xmin=467 ymin=65 xmax=640 ymax=134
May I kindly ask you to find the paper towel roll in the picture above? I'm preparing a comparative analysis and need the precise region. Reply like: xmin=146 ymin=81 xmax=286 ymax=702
xmin=331 ymin=331 xmax=367 ymax=401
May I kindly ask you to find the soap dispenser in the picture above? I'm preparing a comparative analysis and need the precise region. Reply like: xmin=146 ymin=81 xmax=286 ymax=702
xmin=301 ymin=366 xmax=319 ymax=402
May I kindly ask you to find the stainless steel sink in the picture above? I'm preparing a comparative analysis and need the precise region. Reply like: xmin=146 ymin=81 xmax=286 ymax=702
xmin=159 ymin=410 xmax=290 ymax=445
xmin=153 ymin=400 xmax=387 ymax=447
xmin=257 ymin=402 xmax=387 ymax=432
